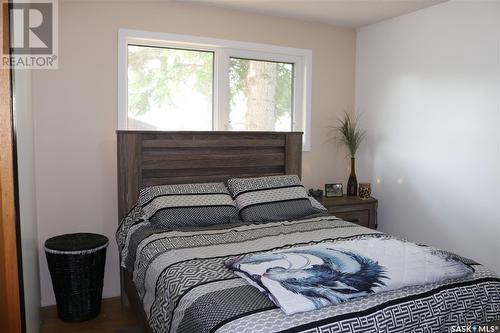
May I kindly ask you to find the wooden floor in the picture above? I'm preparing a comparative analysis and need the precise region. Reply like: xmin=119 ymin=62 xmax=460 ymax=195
xmin=40 ymin=297 xmax=141 ymax=333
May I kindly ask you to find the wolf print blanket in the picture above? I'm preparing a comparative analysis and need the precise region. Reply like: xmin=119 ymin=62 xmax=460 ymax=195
xmin=116 ymin=211 xmax=500 ymax=333
xmin=225 ymin=238 xmax=474 ymax=314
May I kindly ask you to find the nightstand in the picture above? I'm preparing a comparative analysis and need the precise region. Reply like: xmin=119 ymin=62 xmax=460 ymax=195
xmin=320 ymin=196 xmax=378 ymax=229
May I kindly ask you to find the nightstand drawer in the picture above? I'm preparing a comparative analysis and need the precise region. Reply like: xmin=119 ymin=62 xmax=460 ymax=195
xmin=320 ymin=196 xmax=377 ymax=229
xmin=331 ymin=210 xmax=370 ymax=228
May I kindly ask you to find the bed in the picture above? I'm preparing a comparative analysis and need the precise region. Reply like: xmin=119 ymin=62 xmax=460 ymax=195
xmin=116 ymin=131 xmax=500 ymax=333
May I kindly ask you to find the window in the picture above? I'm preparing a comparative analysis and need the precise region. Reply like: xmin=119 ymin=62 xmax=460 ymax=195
xmin=127 ymin=45 xmax=214 ymax=130
xmin=229 ymin=58 xmax=293 ymax=131
xmin=118 ymin=30 xmax=312 ymax=150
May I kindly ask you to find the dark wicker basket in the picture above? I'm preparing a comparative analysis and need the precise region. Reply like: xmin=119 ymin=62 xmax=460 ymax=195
xmin=45 ymin=233 xmax=108 ymax=322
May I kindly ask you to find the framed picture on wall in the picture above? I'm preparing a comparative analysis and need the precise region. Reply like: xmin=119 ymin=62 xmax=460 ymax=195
xmin=325 ymin=183 xmax=343 ymax=197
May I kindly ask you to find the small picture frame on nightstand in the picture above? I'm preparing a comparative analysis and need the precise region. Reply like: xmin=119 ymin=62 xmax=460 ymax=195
xmin=325 ymin=183 xmax=343 ymax=197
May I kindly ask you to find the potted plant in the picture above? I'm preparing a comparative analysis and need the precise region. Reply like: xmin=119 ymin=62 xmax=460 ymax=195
xmin=332 ymin=112 xmax=365 ymax=196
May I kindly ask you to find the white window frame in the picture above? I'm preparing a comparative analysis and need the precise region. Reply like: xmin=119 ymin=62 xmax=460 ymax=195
xmin=118 ymin=29 xmax=312 ymax=150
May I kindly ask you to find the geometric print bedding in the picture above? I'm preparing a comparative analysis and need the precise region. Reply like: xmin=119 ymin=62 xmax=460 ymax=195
xmin=116 ymin=213 xmax=500 ymax=333
xmin=227 ymin=175 xmax=324 ymax=222
xmin=138 ymin=182 xmax=238 ymax=227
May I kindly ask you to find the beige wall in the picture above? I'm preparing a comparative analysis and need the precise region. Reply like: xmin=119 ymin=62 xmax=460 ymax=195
xmin=33 ymin=1 xmax=355 ymax=306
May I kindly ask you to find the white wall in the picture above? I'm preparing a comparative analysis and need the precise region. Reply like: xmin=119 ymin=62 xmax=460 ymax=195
xmin=13 ymin=69 xmax=40 ymax=331
xmin=356 ymin=1 xmax=500 ymax=273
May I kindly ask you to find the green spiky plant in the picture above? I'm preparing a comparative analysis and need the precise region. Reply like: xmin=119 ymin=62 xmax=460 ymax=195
xmin=333 ymin=112 xmax=365 ymax=158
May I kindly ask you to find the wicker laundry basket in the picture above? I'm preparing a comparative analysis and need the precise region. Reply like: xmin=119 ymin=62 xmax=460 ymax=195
xmin=45 ymin=233 xmax=108 ymax=322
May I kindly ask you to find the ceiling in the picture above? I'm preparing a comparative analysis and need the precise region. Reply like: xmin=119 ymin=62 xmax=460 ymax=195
xmin=177 ymin=0 xmax=447 ymax=28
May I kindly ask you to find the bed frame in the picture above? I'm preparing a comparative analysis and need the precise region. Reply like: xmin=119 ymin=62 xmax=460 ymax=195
xmin=116 ymin=130 xmax=303 ymax=331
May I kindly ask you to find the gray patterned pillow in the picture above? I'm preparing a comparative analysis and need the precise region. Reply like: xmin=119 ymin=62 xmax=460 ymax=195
xmin=138 ymin=183 xmax=239 ymax=227
xmin=308 ymin=196 xmax=329 ymax=212
xmin=227 ymin=175 xmax=322 ymax=222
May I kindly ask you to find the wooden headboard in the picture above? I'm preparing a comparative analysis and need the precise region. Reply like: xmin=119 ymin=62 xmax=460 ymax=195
xmin=117 ymin=131 xmax=303 ymax=221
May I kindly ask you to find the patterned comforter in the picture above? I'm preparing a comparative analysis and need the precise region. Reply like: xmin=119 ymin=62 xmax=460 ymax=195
xmin=117 ymin=209 xmax=500 ymax=333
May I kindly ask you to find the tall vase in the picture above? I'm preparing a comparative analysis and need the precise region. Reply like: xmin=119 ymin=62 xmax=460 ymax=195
xmin=347 ymin=157 xmax=358 ymax=196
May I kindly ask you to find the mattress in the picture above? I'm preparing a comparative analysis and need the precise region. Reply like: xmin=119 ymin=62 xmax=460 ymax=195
xmin=116 ymin=210 xmax=500 ymax=333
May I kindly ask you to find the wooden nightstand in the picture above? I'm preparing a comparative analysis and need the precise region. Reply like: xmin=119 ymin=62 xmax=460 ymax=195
xmin=320 ymin=196 xmax=378 ymax=229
